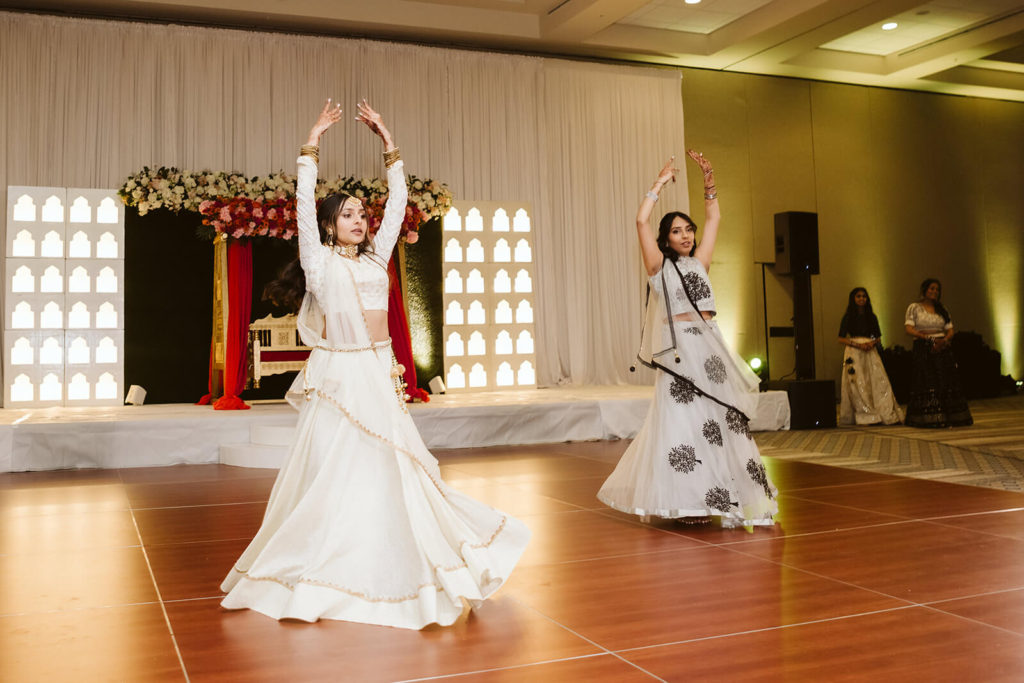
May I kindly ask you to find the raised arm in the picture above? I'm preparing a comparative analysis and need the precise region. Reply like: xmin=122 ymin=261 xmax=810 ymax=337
xmin=355 ymin=100 xmax=407 ymax=257
xmin=688 ymin=150 xmax=719 ymax=273
xmin=296 ymin=99 xmax=344 ymax=301
xmin=638 ymin=157 xmax=678 ymax=276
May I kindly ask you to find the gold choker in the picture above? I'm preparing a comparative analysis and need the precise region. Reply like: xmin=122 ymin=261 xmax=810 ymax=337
xmin=335 ymin=244 xmax=359 ymax=258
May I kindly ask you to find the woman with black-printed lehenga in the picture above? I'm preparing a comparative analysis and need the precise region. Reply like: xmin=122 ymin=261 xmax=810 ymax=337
xmin=598 ymin=151 xmax=777 ymax=528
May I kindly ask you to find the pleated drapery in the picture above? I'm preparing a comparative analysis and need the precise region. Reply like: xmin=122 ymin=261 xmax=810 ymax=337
xmin=0 ymin=11 xmax=687 ymax=386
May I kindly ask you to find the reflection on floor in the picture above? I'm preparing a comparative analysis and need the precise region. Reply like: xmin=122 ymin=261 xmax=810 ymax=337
xmin=2 ymin=397 xmax=1024 ymax=681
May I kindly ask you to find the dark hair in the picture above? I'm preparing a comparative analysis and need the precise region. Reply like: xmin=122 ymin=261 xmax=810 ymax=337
xmin=656 ymin=211 xmax=697 ymax=260
xmin=919 ymin=278 xmax=950 ymax=323
xmin=845 ymin=287 xmax=874 ymax=320
xmin=263 ymin=193 xmax=373 ymax=312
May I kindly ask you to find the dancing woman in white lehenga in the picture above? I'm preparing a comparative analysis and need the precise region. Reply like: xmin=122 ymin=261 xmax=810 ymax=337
xmin=220 ymin=101 xmax=529 ymax=629
xmin=598 ymin=151 xmax=777 ymax=527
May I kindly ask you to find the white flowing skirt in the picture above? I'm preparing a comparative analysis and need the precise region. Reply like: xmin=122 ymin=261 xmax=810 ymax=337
xmin=220 ymin=342 xmax=530 ymax=629
xmin=839 ymin=338 xmax=904 ymax=425
xmin=599 ymin=320 xmax=777 ymax=525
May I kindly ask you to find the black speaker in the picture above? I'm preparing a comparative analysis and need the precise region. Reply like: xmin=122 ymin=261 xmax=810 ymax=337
xmin=784 ymin=379 xmax=836 ymax=429
xmin=774 ymin=212 xmax=819 ymax=275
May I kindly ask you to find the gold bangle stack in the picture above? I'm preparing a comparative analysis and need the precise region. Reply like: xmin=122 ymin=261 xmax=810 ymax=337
xmin=300 ymin=144 xmax=320 ymax=163
xmin=383 ymin=148 xmax=401 ymax=168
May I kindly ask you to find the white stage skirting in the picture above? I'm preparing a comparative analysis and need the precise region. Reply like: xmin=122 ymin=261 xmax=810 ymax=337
xmin=0 ymin=386 xmax=790 ymax=472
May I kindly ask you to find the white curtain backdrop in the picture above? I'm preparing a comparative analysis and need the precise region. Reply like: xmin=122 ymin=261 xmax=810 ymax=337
xmin=0 ymin=11 xmax=687 ymax=387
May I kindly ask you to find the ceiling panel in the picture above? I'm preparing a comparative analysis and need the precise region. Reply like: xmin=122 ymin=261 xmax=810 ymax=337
xmin=619 ymin=0 xmax=773 ymax=35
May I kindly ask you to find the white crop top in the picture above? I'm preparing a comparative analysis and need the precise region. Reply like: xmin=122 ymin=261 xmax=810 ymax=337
xmin=295 ymin=155 xmax=407 ymax=316
xmin=650 ymin=256 xmax=717 ymax=317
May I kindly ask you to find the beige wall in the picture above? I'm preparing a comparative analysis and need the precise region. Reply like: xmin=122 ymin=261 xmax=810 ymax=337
xmin=680 ymin=68 xmax=1024 ymax=384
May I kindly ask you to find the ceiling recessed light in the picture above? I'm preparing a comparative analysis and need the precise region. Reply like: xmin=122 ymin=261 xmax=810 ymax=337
xmin=882 ymin=22 xmax=898 ymax=30
xmin=684 ymin=0 xmax=701 ymax=4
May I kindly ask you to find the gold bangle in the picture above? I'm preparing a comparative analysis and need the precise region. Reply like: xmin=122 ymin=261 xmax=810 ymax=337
xmin=383 ymin=148 xmax=401 ymax=168
xmin=300 ymin=144 xmax=320 ymax=163
xmin=704 ymin=191 xmax=718 ymax=200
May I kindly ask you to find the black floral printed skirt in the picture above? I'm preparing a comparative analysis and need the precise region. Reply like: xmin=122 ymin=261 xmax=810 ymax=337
xmin=905 ymin=339 xmax=973 ymax=428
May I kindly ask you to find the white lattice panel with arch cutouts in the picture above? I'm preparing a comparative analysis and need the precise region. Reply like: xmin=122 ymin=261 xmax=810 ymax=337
xmin=441 ymin=202 xmax=536 ymax=393
xmin=4 ymin=186 xmax=125 ymax=406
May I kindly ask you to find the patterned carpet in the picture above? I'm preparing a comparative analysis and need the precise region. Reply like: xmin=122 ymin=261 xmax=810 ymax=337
xmin=755 ymin=394 xmax=1024 ymax=492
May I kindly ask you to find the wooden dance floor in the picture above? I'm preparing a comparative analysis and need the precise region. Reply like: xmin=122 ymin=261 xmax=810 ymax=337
xmin=3 ymin=398 xmax=1024 ymax=681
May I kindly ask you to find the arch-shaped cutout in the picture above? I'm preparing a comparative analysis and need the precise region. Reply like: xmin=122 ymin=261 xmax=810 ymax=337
xmin=68 ymin=301 xmax=90 ymax=328
xmin=12 ymin=265 xmax=35 ymax=293
xmin=40 ymin=337 xmax=63 ymax=365
xmin=39 ymin=373 xmax=62 ymax=401
xmin=444 ymin=238 xmax=463 ymax=263
xmin=465 ymin=239 xmax=484 ymax=263
xmin=496 ymin=361 xmax=514 ymax=386
xmin=11 ymin=337 xmax=33 ymax=365
xmin=445 ymin=301 xmax=464 ymax=326
xmin=68 ymin=336 xmax=90 ymax=364
xmin=495 ymin=330 xmax=513 ymax=355
xmin=516 ymin=330 xmax=534 ymax=354
xmin=96 ymin=232 xmax=118 ymax=259
xmin=96 ymin=267 xmax=118 ymax=293
xmin=516 ymin=299 xmax=534 ymax=323
xmin=96 ymin=372 xmax=118 ymax=399
xmin=492 ymin=208 xmax=510 ymax=232
xmin=69 ymin=231 xmax=91 ymax=258
xmin=514 ymin=239 xmax=532 ymax=263
xmin=469 ymin=362 xmax=487 ymax=388
xmin=466 ymin=268 xmax=485 ymax=294
xmin=493 ymin=238 xmax=511 ymax=263
xmin=444 ymin=269 xmax=463 ymax=294
xmin=495 ymin=299 xmax=513 ymax=325
xmin=518 ymin=360 xmax=536 ymax=385
xmin=40 ymin=301 xmax=62 ymax=329
xmin=513 ymin=208 xmax=531 ymax=232
xmin=493 ymin=269 xmax=511 ymax=293
xmin=444 ymin=207 xmax=462 ymax=232
xmin=40 ymin=265 xmax=63 ymax=293
xmin=446 ymin=332 xmax=465 ymax=357
xmin=68 ymin=373 xmax=91 ymax=400
xmin=514 ymin=269 xmax=532 ymax=293
xmin=13 ymin=195 xmax=36 ymax=222
xmin=446 ymin=363 xmax=466 ymax=389
xmin=69 ymin=196 xmax=91 ymax=223
xmin=97 ymin=197 xmax=119 ymax=224
xmin=12 ymin=301 xmax=33 ymax=329
xmin=10 ymin=374 xmax=33 ymax=402
xmin=40 ymin=231 xmax=64 ymax=258
xmin=69 ymin=266 xmax=91 ymax=293
xmin=467 ymin=331 xmax=486 ymax=356
xmin=96 ymin=337 xmax=118 ymax=364
xmin=12 ymin=229 xmax=35 ymax=257
xmin=41 ymin=196 xmax=64 ymax=223
xmin=96 ymin=302 xmax=118 ymax=328
xmin=465 ymin=208 xmax=483 ymax=232
xmin=467 ymin=300 xmax=486 ymax=325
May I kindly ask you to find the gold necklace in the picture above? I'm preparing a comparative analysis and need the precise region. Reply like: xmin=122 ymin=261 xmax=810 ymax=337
xmin=335 ymin=243 xmax=359 ymax=259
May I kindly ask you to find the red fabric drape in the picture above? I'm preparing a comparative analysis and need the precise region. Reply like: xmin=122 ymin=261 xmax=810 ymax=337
xmin=388 ymin=257 xmax=429 ymax=402
xmin=213 ymin=239 xmax=253 ymax=410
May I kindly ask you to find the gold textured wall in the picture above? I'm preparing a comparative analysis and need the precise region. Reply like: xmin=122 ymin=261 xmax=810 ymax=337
xmin=680 ymin=69 xmax=1024 ymax=383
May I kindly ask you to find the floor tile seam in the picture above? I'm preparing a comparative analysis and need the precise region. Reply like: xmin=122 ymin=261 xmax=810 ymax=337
xmin=611 ymin=603 xmax=922 ymax=654
xmin=780 ymin=492 xmax=919 ymax=520
xmin=521 ymin=542 xmax=714 ymax=569
xmin=714 ymin=517 xmax=929 ymax=547
xmin=917 ymin=602 xmax=1024 ymax=639
xmin=504 ymin=595 xmax=668 ymax=682
xmin=901 ymin=505 xmax=1024 ymax=525
xmin=131 ymin=500 xmax=270 ymax=511
xmin=585 ymin=507 xmax=722 ymax=547
xmin=130 ymin=536 xmax=256 ymax=549
xmin=390 ymin=653 xmax=619 ymax=682
xmin=715 ymin=543 xmax=923 ymax=608
xmin=0 ymin=599 xmax=165 ymax=619
xmin=127 ymin=503 xmax=191 ymax=683
xmin=915 ymin=517 xmax=1024 ymax=543
xmin=921 ymin=585 xmax=1024 ymax=608
xmin=781 ymin=478 xmax=905 ymax=493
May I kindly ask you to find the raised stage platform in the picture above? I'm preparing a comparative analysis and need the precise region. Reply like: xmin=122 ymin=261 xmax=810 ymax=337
xmin=0 ymin=386 xmax=790 ymax=472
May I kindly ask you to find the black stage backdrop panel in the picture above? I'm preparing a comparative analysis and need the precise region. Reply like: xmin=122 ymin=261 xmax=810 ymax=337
xmin=124 ymin=209 xmax=213 ymax=404
xmin=402 ymin=218 xmax=443 ymax=390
